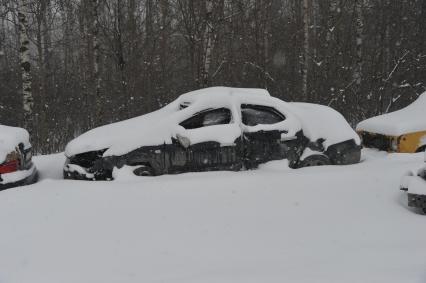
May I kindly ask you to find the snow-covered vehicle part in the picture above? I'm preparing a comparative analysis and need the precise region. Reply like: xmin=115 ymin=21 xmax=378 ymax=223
xmin=357 ymin=92 xmax=426 ymax=153
xmin=0 ymin=125 xmax=38 ymax=190
xmin=400 ymin=151 xmax=426 ymax=213
xmin=64 ymin=87 xmax=361 ymax=180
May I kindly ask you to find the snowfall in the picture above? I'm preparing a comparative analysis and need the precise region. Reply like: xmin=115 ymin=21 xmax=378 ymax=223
xmin=0 ymin=150 xmax=426 ymax=283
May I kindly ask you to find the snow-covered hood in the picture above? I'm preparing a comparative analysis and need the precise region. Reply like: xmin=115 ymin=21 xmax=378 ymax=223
xmin=289 ymin=102 xmax=360 ymax=149
xmin=65 ymin=87 xmax=359 ymax=158
xmin=357 ymin=92 xmax=426 ymax=136
xmin=0 ymin=125 xmax=31 ymax=164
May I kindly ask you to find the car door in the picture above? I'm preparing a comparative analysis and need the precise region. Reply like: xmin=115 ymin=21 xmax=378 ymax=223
xmin=177 ymin=108 xmax=243 ymax=172
xmin=241 ymin=104 xmax=296 ymax=168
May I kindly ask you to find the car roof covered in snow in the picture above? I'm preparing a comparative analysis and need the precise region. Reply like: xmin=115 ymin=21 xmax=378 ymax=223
xmin=65 ymin=87 xmax=359 ymax=158
xmin=356 ymin=92 xmax=426 ymax=136
xmin=0 ymin=125 xmax=31 ymax=164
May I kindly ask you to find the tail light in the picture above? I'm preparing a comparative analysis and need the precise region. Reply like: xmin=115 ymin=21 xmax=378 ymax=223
xmin=0 ymin=160 xmax=19 ymax=174
xmin=0 ymin=151 xmax=20 ymax=174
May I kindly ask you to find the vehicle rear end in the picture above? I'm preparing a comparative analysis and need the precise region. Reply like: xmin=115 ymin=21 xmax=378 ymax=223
xmin=0 ymin=144 xmax=38 ymax=190
xmin=358 ymin=131 xmax=398 ymax=152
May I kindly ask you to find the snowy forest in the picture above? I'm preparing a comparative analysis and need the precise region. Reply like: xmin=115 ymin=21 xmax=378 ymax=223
xmin=0 ymin=0 xmax=425 ymax=154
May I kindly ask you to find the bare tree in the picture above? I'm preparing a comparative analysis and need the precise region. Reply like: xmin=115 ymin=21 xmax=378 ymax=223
xmin=301 ymin=0 xmax=310 ymax=99
xmin=18 ymin=0 xmax=34 ymax=132
xmin=201 ymin=0 xmax=214 ymax=87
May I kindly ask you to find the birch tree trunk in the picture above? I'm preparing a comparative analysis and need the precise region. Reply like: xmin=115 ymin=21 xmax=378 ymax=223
xmin=201 ymin=0 xmax=214 ymax=87
xmin=302 ymin=0 xmax=310 ymax=99
xmin=18 ymin=0 xmax=33 ymax=132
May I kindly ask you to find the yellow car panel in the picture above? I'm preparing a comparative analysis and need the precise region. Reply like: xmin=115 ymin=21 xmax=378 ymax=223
xmin=398 ymin=131 xmax=426 ymax=153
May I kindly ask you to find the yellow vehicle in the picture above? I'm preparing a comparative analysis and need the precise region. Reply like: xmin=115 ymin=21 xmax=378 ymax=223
xmin=357 ymin=93 xmax=426 ymax=153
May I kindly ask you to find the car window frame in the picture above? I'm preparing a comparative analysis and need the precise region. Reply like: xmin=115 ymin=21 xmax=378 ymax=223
xmin=241 ymin=104 xmax=286 ymax=126
xmin=179 ymin=107 xmax=233 ymax=130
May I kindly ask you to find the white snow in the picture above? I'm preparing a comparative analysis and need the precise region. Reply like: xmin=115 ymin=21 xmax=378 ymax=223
xmin=0 ymin=150 xmax=425 ymax=283
xmin=404 ymin=175 xmax=426 ymax=195
xmin=357 ymin=92 xmax=426 ymax=136
xmin=65 ymin=87 xmax=359 ymax=158
xmin=0 ymin=124 xmax=31 ymax=163
xmin=300 ymin=147 xmax=323 ymax=161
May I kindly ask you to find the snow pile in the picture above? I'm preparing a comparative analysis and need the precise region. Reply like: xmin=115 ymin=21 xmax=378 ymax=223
xmin=404 ymin=175 xmax=426 ymax=195
xmin=65 ymin=87 xmax=359 ymax=158
xmin=357 ymin=92 xmax=426 ymax=136
xmin=0 ymin=125 xmax=31 ymax=163
xmin=0 ymin=150 xmax=425 ymax=283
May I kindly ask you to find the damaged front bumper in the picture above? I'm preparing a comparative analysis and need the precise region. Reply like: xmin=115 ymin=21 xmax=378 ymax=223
xmin=64 ymin=158 xmax=112 ymax=181
xmin=0 ymin=164 xmax=38 ymax=191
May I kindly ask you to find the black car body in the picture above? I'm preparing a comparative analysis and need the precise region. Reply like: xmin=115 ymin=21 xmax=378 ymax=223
xmin=0 ymin=125 xmax=38 ymax=190
xmin=64 ymin=87 xmax=361 ymax=180
xmin=401 ymin=152 xmax=426 ymax=213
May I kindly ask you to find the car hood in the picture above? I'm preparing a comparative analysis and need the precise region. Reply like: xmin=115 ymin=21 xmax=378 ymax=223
xmin=0 ymin=125 xmax=30 ymax=164
xmin=289 ymin=102 xmax=360 ymax=148
xmin=357 ymin=92 xmax=426 ymax=136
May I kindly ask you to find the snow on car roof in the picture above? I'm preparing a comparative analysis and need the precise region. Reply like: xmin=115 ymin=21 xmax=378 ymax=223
xmin=357 ymin=92 xmax=426 ymax=136
xmin=65 ymin=87 xmax=275 ymax=157
xmin=65 ymin=87 xmax=359 ymax=158
xmin=0 ymin=125 xmax=30 ymax=164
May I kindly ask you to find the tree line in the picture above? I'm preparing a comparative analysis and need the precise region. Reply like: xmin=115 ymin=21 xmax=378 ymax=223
xmin=0 ymin=0 xmax=425 ymax=154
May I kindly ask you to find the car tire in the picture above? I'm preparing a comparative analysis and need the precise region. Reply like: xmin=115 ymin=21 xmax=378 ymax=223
xmin=133 ymin=165 xmax=154 ymax=177
xmin=298 ymin=154 xmax=331 ymax=168
xmin=423 ymin=208 xmax=426 ymax=214
xmin=416 ymin=146 xmax=426 ymax=153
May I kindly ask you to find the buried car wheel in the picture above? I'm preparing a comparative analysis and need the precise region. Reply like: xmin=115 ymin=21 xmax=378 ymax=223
xmin=298 ymin=155 xmax=331 ymax=168
xmin=133 ymin=165 xmax=155 ymax=177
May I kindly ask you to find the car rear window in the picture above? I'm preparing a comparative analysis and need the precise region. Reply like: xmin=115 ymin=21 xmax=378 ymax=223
xmin=241 ymin=104 xmax=285 ymax=126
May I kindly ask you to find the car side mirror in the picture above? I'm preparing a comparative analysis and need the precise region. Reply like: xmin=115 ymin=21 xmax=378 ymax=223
xmin=176 ymin=134 xmax=190 ymax=148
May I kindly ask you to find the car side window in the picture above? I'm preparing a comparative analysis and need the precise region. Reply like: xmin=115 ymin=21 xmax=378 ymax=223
xmin=241 ymin=104 xmax=285 ymax=126
xmin=180 ymin=108 xmax=232 ymax=130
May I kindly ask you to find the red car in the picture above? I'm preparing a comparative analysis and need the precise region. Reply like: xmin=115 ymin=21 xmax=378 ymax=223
xmin=0 ymin=125 xmax=38 ymax=190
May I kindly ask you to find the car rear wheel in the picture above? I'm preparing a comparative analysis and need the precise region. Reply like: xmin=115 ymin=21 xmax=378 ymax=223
xmin=133 ymin=165 xmax=154 ymax=177
xmin=416 ymin=146 xmax=426 ymax=153
xmin=298 ymin=155 xmax=331 ymax=168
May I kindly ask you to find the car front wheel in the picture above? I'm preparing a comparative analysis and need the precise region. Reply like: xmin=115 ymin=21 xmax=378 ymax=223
xmin=298 ymin=154 xmax=331 ymax=168
xmin=133 ymin=165 xmax=154 ymax=176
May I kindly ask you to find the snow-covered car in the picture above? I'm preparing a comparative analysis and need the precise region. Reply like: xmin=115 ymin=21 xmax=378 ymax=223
xmin=400 ymin=151 xmax=426 ymax=213
xmin=64 ymin=87 xmax=361 ymax=180
xmin=357 ymin=92 xmax=426 ymax=153
xmin=0 ymin=125 xmax=38 ymax=190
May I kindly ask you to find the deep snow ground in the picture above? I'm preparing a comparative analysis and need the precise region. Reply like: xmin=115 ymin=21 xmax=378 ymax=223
xmin=0 ymin=150 xmax=425 ymax=283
